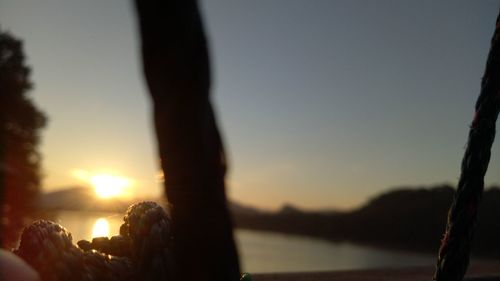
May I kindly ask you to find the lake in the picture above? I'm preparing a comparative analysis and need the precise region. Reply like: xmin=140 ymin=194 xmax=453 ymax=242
xmin=55 ymin=210 xmax=436 ymax=273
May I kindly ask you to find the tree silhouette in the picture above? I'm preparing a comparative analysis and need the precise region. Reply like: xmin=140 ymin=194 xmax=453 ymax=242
xmin=0 ymin=29 xmax=47 ymax=248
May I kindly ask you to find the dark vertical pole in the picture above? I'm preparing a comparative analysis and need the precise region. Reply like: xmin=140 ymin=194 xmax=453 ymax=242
xmin=0 ymin=116 xmax=4 ymax=248
xmin=133 ymin=1 xmax=240 ymax=281
xmin=434 ymin=10 xmax=500 ymax=281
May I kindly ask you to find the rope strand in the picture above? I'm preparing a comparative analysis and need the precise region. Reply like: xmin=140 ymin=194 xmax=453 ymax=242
xmin=434 ymin=9 xmax=500 ymax=281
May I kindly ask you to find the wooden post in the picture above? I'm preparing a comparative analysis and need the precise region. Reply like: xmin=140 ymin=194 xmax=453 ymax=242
xmin=134 ymin=1 xmax=241 ymax=281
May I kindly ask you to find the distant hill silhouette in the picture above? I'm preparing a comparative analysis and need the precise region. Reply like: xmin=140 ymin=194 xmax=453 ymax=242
xmin=39 ymin=187 xmax=133 ymax=213
xmin=232 ymin=184 xmax=500 ymax=257
xmin=40 ymin=185 xmax=500 ymax=257
xmin=39 ymin=187 xmax=259 ymax=215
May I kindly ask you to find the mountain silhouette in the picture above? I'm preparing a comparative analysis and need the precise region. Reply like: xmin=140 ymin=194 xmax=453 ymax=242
xmin=39 ymin=187 xmax=132 ymax=212
xmin=39 ymin=184 xmax=500 ymax=257
xmin=232 ymin=184 xmax=500 ymax=257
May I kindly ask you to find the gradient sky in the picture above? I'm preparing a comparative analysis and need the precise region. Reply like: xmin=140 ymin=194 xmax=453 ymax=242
xmin=1 ymin=0 xmax=500 ymax=210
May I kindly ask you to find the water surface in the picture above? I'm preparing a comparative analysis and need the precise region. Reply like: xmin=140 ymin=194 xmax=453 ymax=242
xmin=55 ymin=210 xmax=435 ymax=273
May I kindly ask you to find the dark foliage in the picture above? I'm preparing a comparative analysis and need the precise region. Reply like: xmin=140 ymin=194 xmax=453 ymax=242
xmin=0 ymin=29 xmax=47 ymax=248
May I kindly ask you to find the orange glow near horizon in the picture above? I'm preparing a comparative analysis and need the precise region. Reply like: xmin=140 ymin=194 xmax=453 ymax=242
xmin=72 ymin=169 xmax=133 ymax=199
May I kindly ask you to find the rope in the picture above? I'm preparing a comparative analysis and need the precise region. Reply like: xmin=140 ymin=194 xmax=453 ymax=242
xmin=14 ymin=202 xmax=174 ymax=281
xmin=134 ymin=1 xmax=241 ymax=280
xmin=434 ymin=10 xmax=500 ymax=281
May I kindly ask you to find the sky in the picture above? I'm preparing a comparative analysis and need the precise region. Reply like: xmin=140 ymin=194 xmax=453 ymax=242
xmin=1 ymin=0 xmax=500 ymax=210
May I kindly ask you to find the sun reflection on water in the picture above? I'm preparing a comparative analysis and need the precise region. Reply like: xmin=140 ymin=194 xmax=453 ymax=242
xmin=92 ymin=218 xmax=110 ymax=238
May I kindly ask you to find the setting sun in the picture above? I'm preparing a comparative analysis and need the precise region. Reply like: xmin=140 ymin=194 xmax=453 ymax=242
xmin=72 ymin=169 xmax=133 ymax=199
xmin=91 ymin=174 xmax=131 ymax=199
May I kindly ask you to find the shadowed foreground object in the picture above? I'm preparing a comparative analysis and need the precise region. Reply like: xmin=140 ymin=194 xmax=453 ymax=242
xmin=0 ymin=249 xmax=40 ymax=281
xmin=434 ymin=9 xmax=500 ymax=281
xmin=134 ymin=1 xmax=240 ymax=281
xmin=13 ymin=202 xmax=173 ymax=281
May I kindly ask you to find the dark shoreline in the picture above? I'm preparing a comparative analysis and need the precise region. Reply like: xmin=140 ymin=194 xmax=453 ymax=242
xmin=232 ymin=185 xmax=500 ymax=258
xmin=38 ymin=185 xmax=500 ymax=258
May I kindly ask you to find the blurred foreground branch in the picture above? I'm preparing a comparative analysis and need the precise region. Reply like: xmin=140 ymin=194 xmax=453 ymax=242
xmin=134 ymin=1 xmax=240 ymax=281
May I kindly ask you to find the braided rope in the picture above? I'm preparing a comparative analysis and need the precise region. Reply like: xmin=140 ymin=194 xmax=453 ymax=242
xmin=14 ymin=202 xmax=174 ymax=281
xmin=434 ymin=10 xmax=500 ymax=281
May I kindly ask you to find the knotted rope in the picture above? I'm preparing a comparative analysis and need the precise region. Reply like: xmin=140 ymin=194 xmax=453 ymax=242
xmin=434 ymin=10 xmax=500 ymax=281
xmin=14 ymin=202 xmax=174 ymax=281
